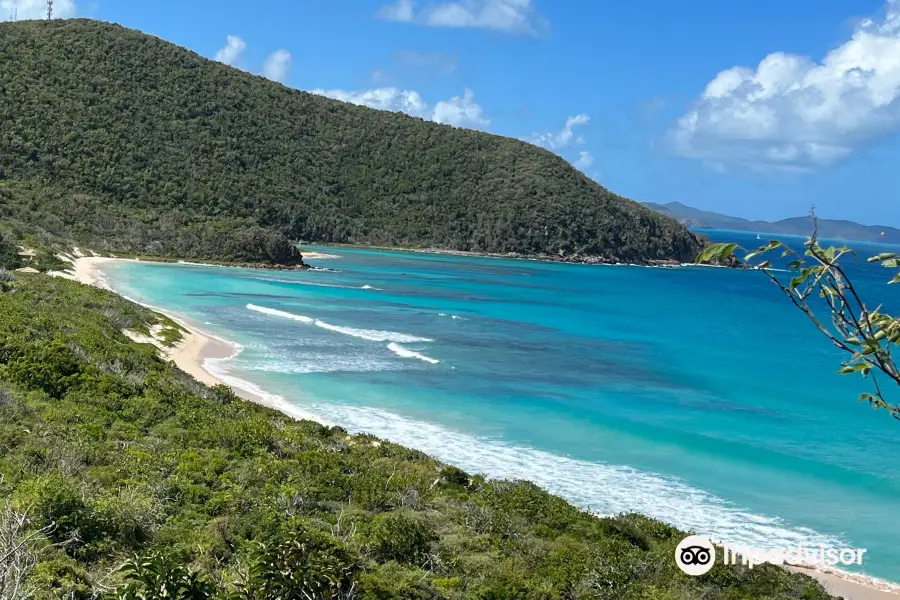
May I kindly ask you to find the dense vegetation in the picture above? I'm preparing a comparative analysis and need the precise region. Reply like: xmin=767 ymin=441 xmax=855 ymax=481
xmin=0 ymin=273 xmax=834 ymax=598
xmin=0 ymin=19 xmax=704 ymax=265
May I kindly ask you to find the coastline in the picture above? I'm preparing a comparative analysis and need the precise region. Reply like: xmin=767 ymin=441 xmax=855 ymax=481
xmin=56 ymin=256 xmax=237 ymax=390
xmin=304 ymin=242 xmax=763 ymax=271
xmin=785 ymin=566 xmax=900 ymax=600
xmin=53 ymin=255 xmax=900 ymax=600
xmin=310 ymin=241 xmax=698 ymax=267
xmin=53 ymin=256 xmax=327 ymax=425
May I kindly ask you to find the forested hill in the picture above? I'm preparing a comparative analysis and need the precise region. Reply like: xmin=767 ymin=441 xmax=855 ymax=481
xmin=0 ymin=19 xmax=704 ymax=265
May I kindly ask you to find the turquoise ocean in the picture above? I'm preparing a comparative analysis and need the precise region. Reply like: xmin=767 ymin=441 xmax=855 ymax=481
xmin=98 ymin=230 xmax=900 ymax=584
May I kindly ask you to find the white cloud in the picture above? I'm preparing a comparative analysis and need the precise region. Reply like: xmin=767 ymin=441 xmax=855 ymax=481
xmin=310 ymin=86 xmax=490 ymax=130
xmin=263 ymin=50 xmax=292 ymax=84
xmin=573 ymin=151 xmax=594 ymax=170
xmin=376 ymin=0 xmax=546 ymax=36
xmin=2 ymin=0 xmax=76 ymax=19
xmin=212 ymin=35 xmax=291 ymax=84
xmin=432 ymin=88 xmax=490 ymax=127
xmin=530 ymin=114 xmax=590 ymax=151
xmin=312 ymin=87 xmax=430 ymax=117
xmin=377 ymin=0 xmax=416 ymax=22
xmin=215 ymin=35 xmax=246 ymax=67
xmin=672 ymin=0 xmax=900 ymax=171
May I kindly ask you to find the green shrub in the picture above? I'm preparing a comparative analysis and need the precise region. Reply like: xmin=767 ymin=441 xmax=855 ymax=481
xmin=114 ymin=548 xmax=215 ymax=600
xmin=5 ymin=339 xmax=82 ymax=399
xmin=28 ymin=552 xmax=94 ymax=600
xmin=368 ymin=511 xmax=436 ymax=565
xmin=13 ymin=475 xmax=101 ymax=548
xmin=240 ymin=524 xmax=358 ymax=600
xmin=356 ymin=562 xmax=444 ymax=600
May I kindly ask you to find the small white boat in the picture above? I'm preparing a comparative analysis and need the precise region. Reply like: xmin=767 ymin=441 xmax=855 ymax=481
xmin=757 ymin=234 xmax=762 ymax=240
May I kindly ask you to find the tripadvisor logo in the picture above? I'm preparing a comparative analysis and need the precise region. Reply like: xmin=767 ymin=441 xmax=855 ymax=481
xmin=675 ymin=534 xmax=868 ymax=576
xmin=675 ymin=535 xmax=716 ymax=576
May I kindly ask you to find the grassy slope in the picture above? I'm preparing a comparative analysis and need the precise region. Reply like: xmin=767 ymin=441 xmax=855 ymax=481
xmin=0 ymin=20 xmax=704 ymax=265
xmin=0 ymin=274 xmax=832 ymax=599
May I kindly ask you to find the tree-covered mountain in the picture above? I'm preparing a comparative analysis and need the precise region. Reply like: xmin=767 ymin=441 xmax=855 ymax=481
xmin=0 ymin=19 xmax=704 ymax=265
xmin=644 ymin=201 xmax=900 ymax=244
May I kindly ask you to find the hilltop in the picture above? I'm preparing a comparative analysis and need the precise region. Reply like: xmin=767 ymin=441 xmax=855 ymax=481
xmin=644 ymin=201 xmax=900 ymax=244
xmin=0 ymin=19 xmax=705 ymax=265
xmin=0 ymin=19 xmax=704 ymax=265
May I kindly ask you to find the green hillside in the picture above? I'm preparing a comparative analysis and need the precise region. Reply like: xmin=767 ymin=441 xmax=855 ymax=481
xmin=0 ymin=19 xmax=704 ymax=264
xmin=0 ymin=273 xmax=833 ymax=599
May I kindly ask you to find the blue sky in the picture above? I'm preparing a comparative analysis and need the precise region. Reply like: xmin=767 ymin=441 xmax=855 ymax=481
xmin=7 ymin=0 xmax=900 ymax=226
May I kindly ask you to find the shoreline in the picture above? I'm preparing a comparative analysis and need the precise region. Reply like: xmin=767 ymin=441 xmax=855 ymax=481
xmin=53 ymin=255 xmax=900 ymax=600
xmin=308 ymin=241 xmax=700 ymax=267
xmin=55 ymin=256 xmax=328 ymax=424
xmin=304 ymin=242 xmax=765 ymax=271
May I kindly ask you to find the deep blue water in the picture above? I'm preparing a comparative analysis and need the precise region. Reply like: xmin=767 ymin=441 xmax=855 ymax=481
xmin=101 ymin=230 xmax=900 ymax=583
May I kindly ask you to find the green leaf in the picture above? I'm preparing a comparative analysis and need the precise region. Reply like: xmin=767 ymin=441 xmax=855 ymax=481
xmin=718 ymin=243 xmax=738 ymax=259
xmin=696 ymin=243 xmax=738 ymax=264
xmin=789 ymin=274 xmax=806 ymax=290
xmin=891 ymin=273 xmax=900 ymax=284
xmin=881 ymin=258 xmax=900 ymax=268
xmin=868 ymin=252 xmax=898 ymax=263
xmin=786 ymin=260 xmax=803 ymax=270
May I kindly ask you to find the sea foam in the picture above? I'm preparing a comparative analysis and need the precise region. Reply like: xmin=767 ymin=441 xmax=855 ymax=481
xmin=203 ymin=354 xmax=327 ymax=425
xmin=387 ymin=342 xmax=440 ymax=364
xmin=243 ymin=277 xmax=359 ymax=290
xmin=307 ymin=403 xmax=844 ymax=553
xmin=314 ymin=321 xmax=431 ymax=343
xmin=247 ymin=303 xmax=314 ymax=323
xmin=247 ymin=303 xmax=433 ymax=343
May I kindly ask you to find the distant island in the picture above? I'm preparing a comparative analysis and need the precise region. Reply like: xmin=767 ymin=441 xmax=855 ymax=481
xmin=644 ymin=201 xmax=900 ymax=244
xmin=0 ymin=19 xmax=704 ymax=267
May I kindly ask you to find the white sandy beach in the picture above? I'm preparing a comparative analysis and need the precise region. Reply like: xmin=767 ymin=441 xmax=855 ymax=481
xmin=783 ymin=566 xmax=900 ymax=600
xmin=53 ymin=256 xmax=323 ymax=423
xmin=49 ymin=254 xmax=900 ymax=600
xmin=301 ymin=250 xmax=340 ymax=260
xmin=55 ymin=256 xmax=235 ymax=390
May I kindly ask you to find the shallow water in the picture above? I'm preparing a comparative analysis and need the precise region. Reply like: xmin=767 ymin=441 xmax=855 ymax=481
xmin=102 ymin=230 xmax=900 ymax=583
